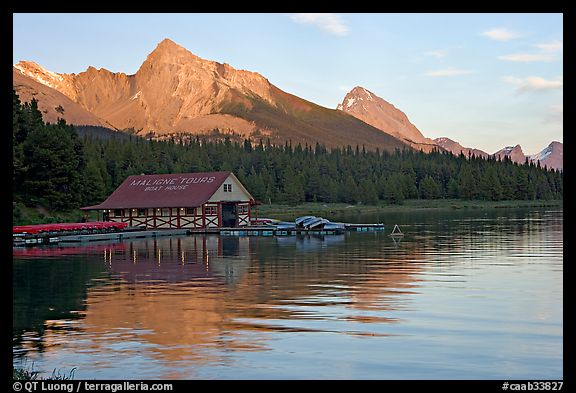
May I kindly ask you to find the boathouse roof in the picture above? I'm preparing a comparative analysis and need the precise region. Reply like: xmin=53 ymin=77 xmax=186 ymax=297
xmin=81 ymin=171 xmax=251 ymax=210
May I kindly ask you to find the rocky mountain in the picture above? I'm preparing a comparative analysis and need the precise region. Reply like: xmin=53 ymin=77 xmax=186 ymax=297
xmin=492 ymin=144 xmax=527 ymax=164
xmin=13 ymin=66 xmax=113 ymax=128
xmin=436 ymin=136 xmax=563 ymax=170
xmin=528 ymin=141 xmax=563 ymax=171
xmin=337 ymin=86 xmax=438 ymax=152
xmin=434 ymin=137 xmax=489 ymax=158
xmin=13 ymin=38 xmax=409 ymax=152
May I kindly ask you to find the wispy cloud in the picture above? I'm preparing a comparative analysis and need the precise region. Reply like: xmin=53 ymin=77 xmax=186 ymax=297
xmin=425 ymin=68 xmax=473 ymax=77
xmin=503 ymin=76 xmax=563 ymax=92
xmin=424 ymin=50 xmax=447 ymax=58
xmin=480 ymin=28 xmax=521 ymax=41
xmin=498 ymin=53 xmax=558 ymax=62
xmin=290 ymin=13 xmax=348 ymax=36
xmin=499 ymin=40 xmax=562 ymax=63
xmin=534 ymin=40 xmax=563 ymax=52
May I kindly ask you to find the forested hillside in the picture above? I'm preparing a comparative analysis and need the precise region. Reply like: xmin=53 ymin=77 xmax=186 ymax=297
xmin=13 ymin=91 xmax=563 ymax=217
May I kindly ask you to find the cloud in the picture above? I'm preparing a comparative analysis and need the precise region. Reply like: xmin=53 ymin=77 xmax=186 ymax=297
xmin=498 ymin=40 xmax=562 ymax=63
xmin=480 ymin=28 xmax=521 ymax=41
xmin=424 ymin=50 xmax=447 ymax=58
xmin=290 ymin=13 xmax=348 ymax=36
xmin=534 ymin=40 xmax=563 ymax=52
xmin=503 ymin=76 xmax=563 ymax=92
xmin=425 ymin=68 xmax=473 ymax=77
xmin=498 ymin=53 xmax=558 ymax=62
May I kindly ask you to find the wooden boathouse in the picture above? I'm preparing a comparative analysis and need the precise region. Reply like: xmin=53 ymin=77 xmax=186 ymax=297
xmin=81 ymin=171 xmax=255 ymax=230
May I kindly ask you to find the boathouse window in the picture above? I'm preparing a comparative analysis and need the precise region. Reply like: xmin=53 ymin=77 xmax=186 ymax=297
xmin=205 ymin=206 xmax=217 ymax=215
xmin=223 ymin=184 xmax=232 ymax=192
xmin=137 ymin=209 xmax=146 ymax=217
xmin=162 ymin=208 xmax=170 ymax=217
xmin=186 ymin=208 xmax=195 ymax=215
xmin=238 ymin=205 xmax=249 ymax=214
xmin=114 ymin=209 xmax=123 ymax=217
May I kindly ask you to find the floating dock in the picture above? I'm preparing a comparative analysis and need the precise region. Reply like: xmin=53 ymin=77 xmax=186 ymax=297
xmin=14 ymin=223 xmax=386 ymax=246
xmin=58 ymin=228 xmax=190 ymax=243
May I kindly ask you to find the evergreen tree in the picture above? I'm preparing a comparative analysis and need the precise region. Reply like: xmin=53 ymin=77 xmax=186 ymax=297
xmin=458 ymin=164 xmax=478 ymax=200
xmin=282 ymin=166 xmax=304 ymax=205
xmin=447 ymin=178 xmax=459 ymax=198
xmin=358 ymin=179 xmax=379 ymax=205
xmin=419 ymin=175 xmax=441 ymax=199
xmin=480 ymin=166 xmax=503 ymax=201
xmin=340 ymin=175 xmax=360 ymax=204
xmin=384 ymin=174 xmax=405 ymax=204
xmin=21 ymin=120 xmax=85 ymax=209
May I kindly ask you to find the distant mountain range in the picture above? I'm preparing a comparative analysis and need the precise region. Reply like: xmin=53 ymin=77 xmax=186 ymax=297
xmin=338 ymin=87 xmax=562 ymax=171
xmin=434 ymin=137 xmax=562 ymax=171
xmin=12 ymin=38 xmax=562 ymax=170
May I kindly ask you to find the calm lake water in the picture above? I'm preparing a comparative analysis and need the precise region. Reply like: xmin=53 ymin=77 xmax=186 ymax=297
xmin=13 ymin=208 xmax=563 ymax=380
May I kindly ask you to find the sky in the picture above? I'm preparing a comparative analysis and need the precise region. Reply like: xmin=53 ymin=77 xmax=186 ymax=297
xmin=13 ymin=13 xmax=563 ymax=155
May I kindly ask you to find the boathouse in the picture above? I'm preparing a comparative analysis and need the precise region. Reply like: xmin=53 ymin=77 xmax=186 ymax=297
xmin=81 ymin=172 xmax=255 ymax=229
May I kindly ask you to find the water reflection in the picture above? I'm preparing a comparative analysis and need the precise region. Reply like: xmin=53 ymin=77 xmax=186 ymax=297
xmin=14 ymin=231 xmax=423 ymax=365
xmin=13 ymin=208 xmax=563 ymax=379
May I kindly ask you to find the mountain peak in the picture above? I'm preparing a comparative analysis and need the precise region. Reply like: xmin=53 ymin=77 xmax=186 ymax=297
xmin=146 ymin=38 xmax=197 ymax=62
xmin=493 ymin=144 xmax=525 ymax=164
xmin=350 ymin=86 xmax=374 ymax=97
xmin=156 ymin=38 xmax=182 ymax=51
xmin=338 ymin=86 xmax=376 ymax=108
xmin=337 ymin=86 xmax=437 ymax=151
xmin=528 ymin=141 xmax=563 ymax=170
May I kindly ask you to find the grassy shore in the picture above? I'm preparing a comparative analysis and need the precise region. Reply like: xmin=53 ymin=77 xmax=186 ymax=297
xmin=13 ymin=202 xmax=99 ymax=226
xmin=255 ymin=199 xmax=563 ymax=219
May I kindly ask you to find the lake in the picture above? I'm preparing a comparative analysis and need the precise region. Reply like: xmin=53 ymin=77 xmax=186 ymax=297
xmin=13 ymin=207 xmax=563 ymax=380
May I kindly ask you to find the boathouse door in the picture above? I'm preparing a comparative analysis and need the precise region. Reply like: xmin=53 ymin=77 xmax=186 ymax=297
xmin=221 ymin=203 xmax=237 ymax=228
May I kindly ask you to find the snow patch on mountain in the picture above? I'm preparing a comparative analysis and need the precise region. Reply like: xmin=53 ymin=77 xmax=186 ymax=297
xmin=14 ymin=61 xmax=64 ymax=90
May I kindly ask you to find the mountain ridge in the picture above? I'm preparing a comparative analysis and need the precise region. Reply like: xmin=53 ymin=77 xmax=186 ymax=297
xmin=13 ymin=38 xmax=410 ymax=152
xmin=12 ymin=38 xmax=562 ymax=169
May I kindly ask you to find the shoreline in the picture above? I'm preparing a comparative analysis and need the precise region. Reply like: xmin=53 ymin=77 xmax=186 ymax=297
xmin=254 ymin=199 xmax=563 ymax=219
xmin=14 ymin=199 xmax=563 ymax=226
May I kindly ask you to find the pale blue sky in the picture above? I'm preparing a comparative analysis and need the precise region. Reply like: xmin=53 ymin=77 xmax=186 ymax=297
xmin=13 ymin=13 xmax=563 ymax=154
